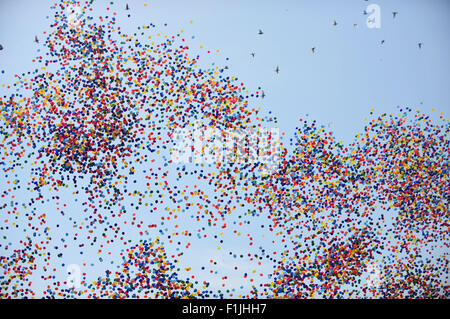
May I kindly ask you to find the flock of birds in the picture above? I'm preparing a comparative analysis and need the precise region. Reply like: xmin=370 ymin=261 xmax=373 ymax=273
xmin=255 ymin=10 xmax=424 ymax=78
xmin=243 ymin=9 xmax=424 ymax=99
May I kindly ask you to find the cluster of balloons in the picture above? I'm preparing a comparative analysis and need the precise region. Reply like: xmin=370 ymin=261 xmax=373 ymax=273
xmin=0 ymin=0 xmax=448 ymax=298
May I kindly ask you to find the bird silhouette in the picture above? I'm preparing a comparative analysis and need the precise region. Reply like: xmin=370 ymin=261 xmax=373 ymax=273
xmin=418 ymin=42 xmax=423 ymax=49
xmin=258 ymin=29 xmax=263 ymax=35
xmin=275 ymin=66 xmax=279 ymax=73
xmin=0 ymin=44 xmax=3 ymax=51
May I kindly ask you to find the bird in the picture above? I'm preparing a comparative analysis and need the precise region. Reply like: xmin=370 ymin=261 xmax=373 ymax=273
xmin=312 ymin=47 xmax=316 ymax=53
xmin=275 ymin=66 xmax=279 ymax=74
xmin=418 ymin=42 xmax=423 ymax=49
xmin=381 ymin=40 xmax=385 ymax=45
xmin=0 ymin=44 xmax=3 ymax=51
xmin=393 ymin=12 xmax=398 ymax=18
xmin=251 ymin=52 xmax=255 ymax=58
xmin=34 ymin=36 xmax=39 ymax=44
xmin=261 ymin=90 xmax=265 ymax=99
xmin=258 ymin=29 xmax=263 ymax=35
xmin=333 ymin=20 xmax=337 ymax=26
xmin=126 ymin=4 xmax=129 ymax=10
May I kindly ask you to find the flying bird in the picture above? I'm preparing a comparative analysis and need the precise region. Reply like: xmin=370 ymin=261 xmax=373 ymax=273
xmin=258 ymin=29 xmax=264 ymax=35
xmin=275 ymin=66 xmax=279 ymax=74
xmin=34 ymin=36 xmax=39 ymax=44
xmin=393 ymin=12 xmax=398 ymax=18
xmin=418 ymin=42 xmax=423 ymax=49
